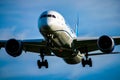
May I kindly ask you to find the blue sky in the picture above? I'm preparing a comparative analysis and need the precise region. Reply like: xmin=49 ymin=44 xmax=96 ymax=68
xmin=0 ymin=0 xmax=120 ymax=80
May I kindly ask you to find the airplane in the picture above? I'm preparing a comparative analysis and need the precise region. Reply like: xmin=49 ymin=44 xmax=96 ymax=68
xmin=0 ymin=10 xmax=120 ymax=69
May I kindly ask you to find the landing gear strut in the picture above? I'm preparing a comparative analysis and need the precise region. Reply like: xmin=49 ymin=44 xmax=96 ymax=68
xmin=37 ymin=51 xmax=48 ymax=69
xmin=46 ymin=34 xmax=54 ymax=47
xmin=81 ymin=48 xmax=92 ymax=67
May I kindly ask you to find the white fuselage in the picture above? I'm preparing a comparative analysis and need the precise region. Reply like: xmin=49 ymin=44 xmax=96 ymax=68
xmin=38 ymin=10 xmax=83 ymax=64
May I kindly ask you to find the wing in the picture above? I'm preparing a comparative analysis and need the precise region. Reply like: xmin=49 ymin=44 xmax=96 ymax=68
xmin=0 ymin=39 xmax=52 ymax=56
xmin=73 ymin=36 xmax=120 ymax=53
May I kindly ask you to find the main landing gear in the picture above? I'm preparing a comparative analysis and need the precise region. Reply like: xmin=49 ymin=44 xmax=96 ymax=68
xmin=81 ymin=48 xmax=92 ymax=67
xmin=37 ymin=51 xmax=48 ymax=69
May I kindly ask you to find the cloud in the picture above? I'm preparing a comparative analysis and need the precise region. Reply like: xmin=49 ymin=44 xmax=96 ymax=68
xmin=0 ymin=26 xmax=16 ymax=39
xmin=0 ymin=0 xmax=120 ymax=80
xmin=0 ymin=26 xmax=33 ymax=39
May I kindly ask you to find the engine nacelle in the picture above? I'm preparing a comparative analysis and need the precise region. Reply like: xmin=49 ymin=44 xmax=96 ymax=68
xmin=97 ymin=35 xmax=115 ymax=53
xmin=5 ymin=39 xmax=23 ymax=57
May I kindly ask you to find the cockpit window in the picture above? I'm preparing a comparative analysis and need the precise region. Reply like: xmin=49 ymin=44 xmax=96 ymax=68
xmin=40 ymin=14 xmax=56 ymax=18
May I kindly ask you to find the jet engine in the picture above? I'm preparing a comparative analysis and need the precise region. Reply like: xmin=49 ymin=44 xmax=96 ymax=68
xmin=97 ymin=35 xmax=115 ymax=53
xmin=5 ymin=39 xmax=23 ymax=57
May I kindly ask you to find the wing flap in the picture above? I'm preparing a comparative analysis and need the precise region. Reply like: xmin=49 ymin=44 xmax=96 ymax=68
xmin=0 ymin=39 xmax=52 ymax=56
xmin=73 ymin=38 xmax=98 ymax=52
xmin=88 ymin=52 xmax=120 ymax=56
xmin=113 ymin=36 xmax=120 ymax=45
xmin=0 ymin=40 xmax=6 ymax=49
xmin=22 ymin=39 xmax=51 ymax=55
xmin=73 ymin=36 xmax=120 ymax=53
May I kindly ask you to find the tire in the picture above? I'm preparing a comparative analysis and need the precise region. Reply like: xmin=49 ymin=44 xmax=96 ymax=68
xmin=37 ymin=60 xmax=41 ymax=69
xmin=88 ymin=58 xmax=92 ymax=67
xmin=44 ymin=60 xmax=48 ymax=68
xmin=82 ymin=58 xmax=85 ymax=67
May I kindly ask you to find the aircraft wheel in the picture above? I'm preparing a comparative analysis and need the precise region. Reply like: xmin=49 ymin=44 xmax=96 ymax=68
xmin=44 ymin=60 xmax=48 ymax=68
xmin=37 ymin=60 xmax=42 ymax=69
xmin=82 ymin=58 xmax=85 ymax=67
xmin=88 ymin=58 xmax=92 ymax=67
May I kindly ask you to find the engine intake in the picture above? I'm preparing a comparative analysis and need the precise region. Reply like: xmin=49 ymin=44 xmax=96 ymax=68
xmin=97 ymin=35 xmax=115 ymax=53
xmin=5 ymin=39 xmax=23 ymax=57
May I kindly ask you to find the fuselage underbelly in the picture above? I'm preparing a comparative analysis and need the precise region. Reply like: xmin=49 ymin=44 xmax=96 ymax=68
xmin=38 ymin=10 xmax=83 ymax=64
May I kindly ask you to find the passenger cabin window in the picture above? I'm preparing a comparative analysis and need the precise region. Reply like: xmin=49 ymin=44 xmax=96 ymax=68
xmin=40 ymin=14 xmax=56 ymax=18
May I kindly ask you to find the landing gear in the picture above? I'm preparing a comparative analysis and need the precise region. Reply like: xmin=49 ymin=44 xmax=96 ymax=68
xmin=46 ymin=39 xmax=54 ymax=47
xmin=37 ymin=60 xmax=48 ymax=69
xmin=46 ymin=34 xmax=54 ymax=47
xmin=37 ymin=51 xmax=48 ymax=69
xmin=81 ymin=48 xmax=92 ymax=67
xmin=82 ymin=58 xmax=92 ymax=67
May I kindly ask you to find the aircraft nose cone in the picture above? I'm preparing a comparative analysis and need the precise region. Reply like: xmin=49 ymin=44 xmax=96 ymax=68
xmin=39 ymin=17 xmax=54 ymax=26
xmin=38 ymin=18 xmax=55 ymax=32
